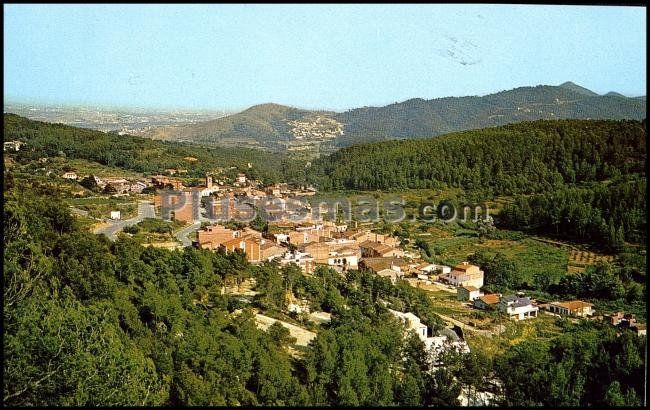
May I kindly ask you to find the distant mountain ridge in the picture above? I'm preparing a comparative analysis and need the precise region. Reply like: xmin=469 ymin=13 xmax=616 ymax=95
xmin=143 ymin=82 xmax=646 ymax=155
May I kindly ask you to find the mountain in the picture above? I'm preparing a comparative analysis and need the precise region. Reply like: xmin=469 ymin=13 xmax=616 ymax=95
xmin=143 ymin=83 xmax=646 ymax=155
xmin=335 ymin=84 xmax=646 ymax=146
xmin=146 ymin=103 xmax=342 ymax=154
xmin=558 ymin=81 xmax=599 ymax=96
xmin=604 ymin=91 xmax=627 ymax=98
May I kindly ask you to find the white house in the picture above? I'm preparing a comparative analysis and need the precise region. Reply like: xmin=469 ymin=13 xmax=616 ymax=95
xmin=278 ymin=250 xmax=315 ymax=274
xmin=498 ymin=295 xmax=538 ymax=320
xmin=110 ymin=211 xmax=121 ymax=220
xmin=376 ymin=268 xmax=403 ymax=285
xmin=389 ymin=309 xmax=428 ymax=341
xmin=390 ymin=310 xmax=470 ymax=369
xmin=417 ymin=263 xmax=451 ymax=275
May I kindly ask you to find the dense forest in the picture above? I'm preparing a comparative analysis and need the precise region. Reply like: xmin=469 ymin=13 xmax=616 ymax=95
xmin=310 ymin=119 xmax=645 ymax=193
xmin=3 ymin=173 xmax=646 ymax=406
xmin=310 ymin=119 xmax=646 ymax=248
xmin=499 ymin=177 xmax=647 ymax=247
xmin=3 ymin=113 xmax=300 ymax=184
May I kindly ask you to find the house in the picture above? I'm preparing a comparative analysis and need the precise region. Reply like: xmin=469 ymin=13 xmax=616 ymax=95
xmin=236 ymin=173 xmax=247 ymax=184
xmin=90 ymin=175 xmax=106 ymax=189
xmin=151 ymin=175 xmax=184 ymax=190
xmin=197 ymin=225 xmax=262 ymax=250
xmin=416 ymin=262 xmax=452 ymax=280
xmin=424 ymin=332 xmax=471 ymax=366
xmin=416 ymin=262 xmax=451 ymax=275
xmin=604 ymin=313 xmax=646 ymax=336
xmin=288 ymin=230 xmax=320 ymax=245
xmin=473 ymin=294 xmax=501 ymax=310
xmin=3 ymin=140 xmax=24 ymax=152
xmin=547 ymin=300 xmax=595 ymax=317
xmin=62 ymin=171 xmax=78 ymax=180
xmin=376 ymin=268 xmax=403 ymax=284
xmin=110 ymin=210 xmax=121 ymax=220
xmin=389 ymin=310 xmax=470 ymax=368
xmin=603 ymin=311 xmax=626 ymax=326
xmin=162 ymin=190 xmax=199 ymax=223
xmin=498 ymin=295 xmax=538 ymax=320
xmin=457 ymin=286 xmax=483 ymax=301
xmin=359 ymin=257 xmax=410 ymax=274
xmin=103 ymin=178 xmax=132 ymax=194
xmin=220 ymin=235 xmax=265 ymax=263
xmin=439 ymin=262 xmax=484 ymax=289
xmin=355 ymin=231 xmax=400 ymax=247
xmin=389 ymin=309 xmax=428 ymax=341
xmin=278 ymin=250 xmax=315 ymax=274
xmin=274 ymin=233 xmax=290 ymax=244
xmin=359 ymin=240 xmax=400 ymax=258
xmin=325 ymin=247 xmax=360 ymax=270
xmin=303 ymin=241 xmax=361 ymax=270
xmin=197 ymin=224 xmax=240 ymax=249
xmin=260 ymin=241 xmax=285 ymax=261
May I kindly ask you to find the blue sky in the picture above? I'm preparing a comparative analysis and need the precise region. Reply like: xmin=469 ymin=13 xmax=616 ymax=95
xmin=4 ymin=4 xmax=646 ymax=111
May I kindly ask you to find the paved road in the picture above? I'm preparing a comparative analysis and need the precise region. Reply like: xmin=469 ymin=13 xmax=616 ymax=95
xmin=94 ymin=202 xmax=155 ymax=241
xmin=174 ymin=221 xmax=202 ymax=247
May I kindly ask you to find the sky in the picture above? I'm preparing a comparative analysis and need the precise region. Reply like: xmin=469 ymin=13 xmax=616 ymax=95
xmin=3 ymin=4 xmax=647 ymax=112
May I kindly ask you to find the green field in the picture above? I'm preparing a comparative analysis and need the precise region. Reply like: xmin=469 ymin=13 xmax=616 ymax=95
xmin=420 ymin=233 xmax=569 ymax=285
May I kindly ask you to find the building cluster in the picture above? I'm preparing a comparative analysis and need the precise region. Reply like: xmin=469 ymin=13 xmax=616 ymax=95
xmin=602 ymin=312 xmax=647 ymax=336
xmin=195 ymin=220 xmax=407 ymax=275
xmin=153 ymin=173 xmax=318 ymax=224
xmin=62 ymin=171 xmax=151 ymax=194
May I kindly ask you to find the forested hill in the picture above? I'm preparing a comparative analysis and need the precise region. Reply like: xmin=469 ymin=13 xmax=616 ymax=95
xmin=141 ymin=83 xmax=645 ymax=154
xmin=145 ymin=103 xmax=333 ymax=152
xmin=2 ymin=113 xmax=296 ymax=183
xmin=334 ymin=84 xmax=645 ymax=146
xmin=308 ymin=119 xmax=646 ymax=194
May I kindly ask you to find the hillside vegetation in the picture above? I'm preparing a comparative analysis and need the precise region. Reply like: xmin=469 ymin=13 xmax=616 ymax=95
xmin=3 ymin=177 xmax=646 ymax=406
xmin=3 ymin=113 xmax=296 ymax=183
xmin=308 ymin=119 xmax=646 ymax=249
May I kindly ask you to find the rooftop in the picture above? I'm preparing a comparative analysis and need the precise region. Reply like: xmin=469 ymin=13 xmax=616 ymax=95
xmin=552 ymin=300 xmax=594 ymax=310
xmin=478 ymin=294 xmax=500 ymax=305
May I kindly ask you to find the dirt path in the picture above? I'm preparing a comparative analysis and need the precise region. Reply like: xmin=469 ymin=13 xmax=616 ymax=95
xmin=434 ymin=311 xmax=504 ymax=337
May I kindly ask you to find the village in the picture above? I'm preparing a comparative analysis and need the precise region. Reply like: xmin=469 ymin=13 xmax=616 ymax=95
xmin=45 ymin=160 xmax=645 ymax=368
xmin=8 ymin=138 xmax=641 ymax=406
xmin=46 ymin=156 xmax=646 ymax=330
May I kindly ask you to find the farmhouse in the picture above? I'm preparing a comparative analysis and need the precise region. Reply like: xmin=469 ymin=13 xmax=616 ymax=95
xmin=547 ymin=300 xmax=595 ymax=317
xmin=439 ymin=262 xmax=484 ymax=289
xmin=457 ymin=286 xmax=483 ymax=301
xmin=473 ymin=294 xmax=501 ymax=310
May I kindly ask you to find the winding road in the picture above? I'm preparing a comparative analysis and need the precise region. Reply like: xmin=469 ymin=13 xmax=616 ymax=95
xmin=174 ymin=221 xmax=202 ymax=247
xmin=94 ymin=201 xmax=155 ymax=241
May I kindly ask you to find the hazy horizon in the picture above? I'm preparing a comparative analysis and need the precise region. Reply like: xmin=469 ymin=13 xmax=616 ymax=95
xmin=4 ymin=4 xmax=646 ymax=112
